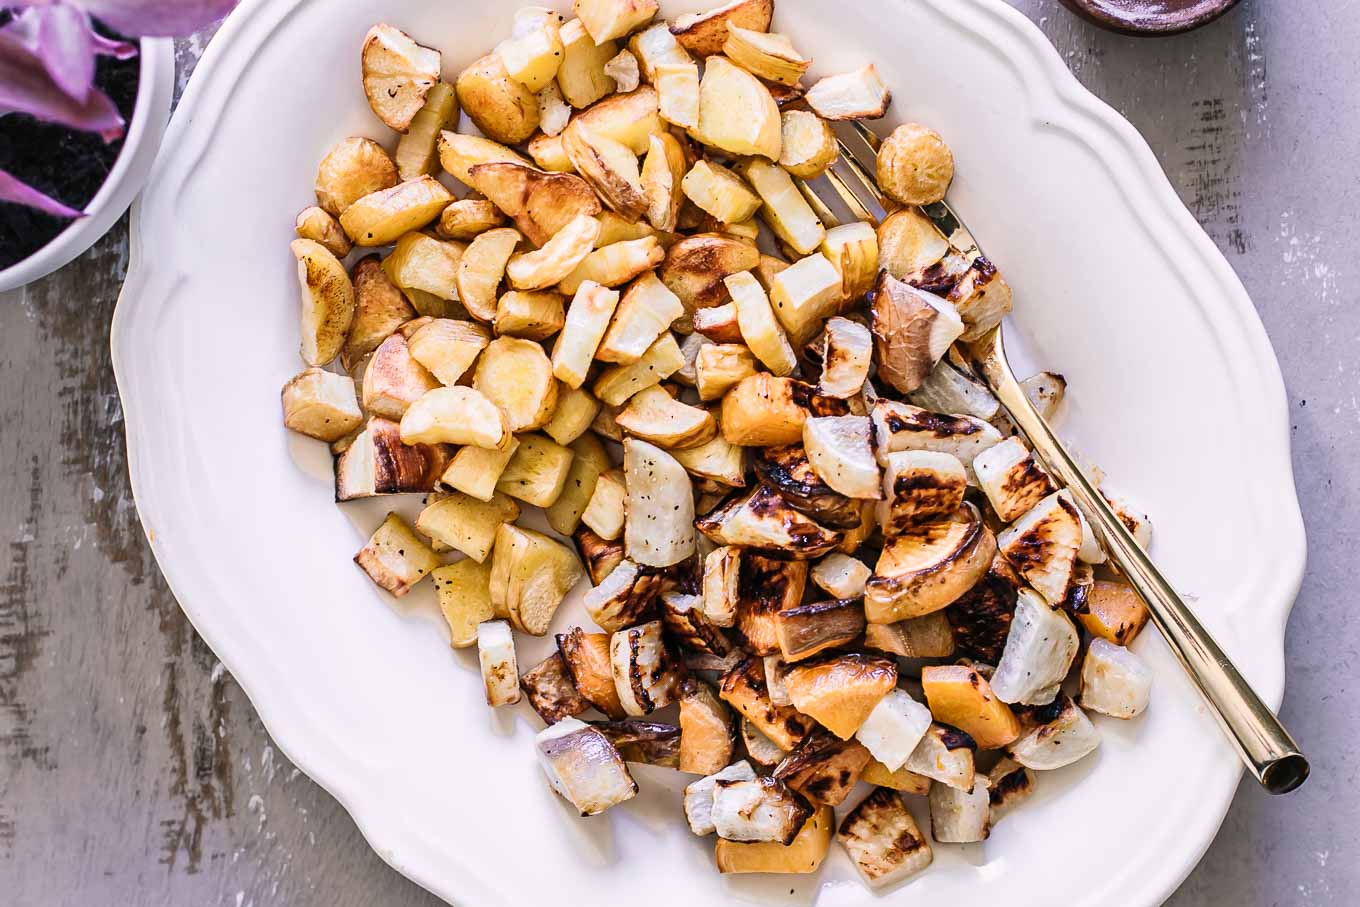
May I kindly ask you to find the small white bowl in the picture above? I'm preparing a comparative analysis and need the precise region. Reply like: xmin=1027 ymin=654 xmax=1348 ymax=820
xmin=0 ymin=37 xmax=175 ymax=293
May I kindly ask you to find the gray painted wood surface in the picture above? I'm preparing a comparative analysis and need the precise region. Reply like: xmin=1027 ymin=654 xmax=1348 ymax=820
xmin=1 ymin=1 xmax=1354 ymax=903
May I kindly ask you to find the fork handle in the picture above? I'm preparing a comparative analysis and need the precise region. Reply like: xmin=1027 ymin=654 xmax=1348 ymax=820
xmin=967 ymin=327 xmax=1309 ymax=794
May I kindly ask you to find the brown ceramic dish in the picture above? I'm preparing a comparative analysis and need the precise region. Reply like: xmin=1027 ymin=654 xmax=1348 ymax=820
xmin=1059 ymin=0 xmax=1241 ymax=35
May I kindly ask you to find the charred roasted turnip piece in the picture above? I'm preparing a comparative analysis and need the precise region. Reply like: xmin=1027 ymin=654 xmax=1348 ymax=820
xmin=1007 ymin=696 xmax=1100 ymax=770
xmin=908 ymin=356 xmax=1001 ymax=421
xmin=664 ymin=592 xmax=733 ymax=656
xmin=774 ymin=598 xmax=867 ymax=663
xmin=335 ymin=417 xmax=448 ymax=501
xmin=877 ymin=450 xmax=967 ymax=536
xmin=862 ymin=613 xmax=955 ymax=659
xmin=521 ymin=652 xmax=591 ymax=724
xmin=811 ymin=553 xmax=871 ymax=600
xmin=558 ymin=627 xmax=626 ymax=719
xmin=1074 ymin=580 xmax=1150 ymax=646
xmin=1079 ymin=639 xmax=1152 ymax=719
xmin=784 ymin=653 xmax=898 ymax=740
xmin=838 ymin=788 xmax=934 ymax=887
xmin=997 ymin=491 xmax=1083 ymax=605
xmin=904 ymin=723 xmax=977 ymax=791
xmin=990 ymin=589 xmax=1080 ymax=706
xmin=584 ymin=558 xmax=663 ymax=632
xmin=684 ymin=760 xmax=757 ymax=835
xmin=774 ymin=731 xmax=872 ymax=807
xmin=697 ymin=484 xmax=844 ymax=559
xmin=624 ymin=438 xmax=697 ymax=568
xmin=712 ymin=776 xmax=813 ymax=845
xmin=929 ymin=776 xmax=991 ymax=843
xmin=871 ymin=400 xmax=1003 ymax=474
xmin=736 ymin=555 xmax=808 ymax=656
xmin=945 ymin=554 xmax=1021 ymax=663
xmin=987 ymin=757 xmax=1036 ymax=824
xmin=814 ymin=317 xmax=874 ymax=399
xmin=974 ymin=437 xmax=1056 ymax=523
xmin=536 ymin=717 xmax=638 ymax=816
xmin=803 ymin=416 xmax=883 ymax=502
xmin=594 ymin=718 xmax=683 ymax=768
xmin=478 ymin=619 xmax=522 ymax=707
xmin=755 ymin=445 xmax=865 ymax=529
xmin=719 ymin=656 xmax=814 ymax=751
xmin=354 ymin=512 xmax=441 ymax=597
xmin=864 ymin=504 xmax=996 ymax=624
xmin=678 ymin=679 xmax=736 ymax=774
xmin=702 ymin=546 xmax=742 ymax=628
xmin=920 ymin=665 xmax=1020 ymax=750
xmin=805 ymin=64 xmax=890 ymax=121
xmin=868 ymin=270 xmax=963 ymax=395
xmin=610 ymin=620 xmax=684 ymax=716
xmin=855 ymin=689 xmax=933 ymax=772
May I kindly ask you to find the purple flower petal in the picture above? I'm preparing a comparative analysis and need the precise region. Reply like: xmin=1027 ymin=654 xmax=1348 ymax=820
xmin=89 ymin=29 xmax=138 ymax=60
xmin=0 ymin=30 xmax=124 ymax=140
xmin=34 ymin=4 xmax=97 ymax=102
xmin=67 ymin=0 xmax=240 ymax=37
xmin=0 ymin=169 xmax=84 ymax=219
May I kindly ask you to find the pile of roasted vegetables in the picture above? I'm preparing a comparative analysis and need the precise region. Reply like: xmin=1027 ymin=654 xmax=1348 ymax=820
xmin=280 ymin=0 xmax=1156 ymax=888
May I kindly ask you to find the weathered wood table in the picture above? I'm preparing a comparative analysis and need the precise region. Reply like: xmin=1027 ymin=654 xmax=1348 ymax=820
xmin=1 ymin=2 xmax=1353 ymax=903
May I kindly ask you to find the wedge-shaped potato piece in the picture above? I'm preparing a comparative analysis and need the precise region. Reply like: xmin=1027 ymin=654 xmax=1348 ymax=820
xmin=468 ymin=165 xmax=601 ymax=250
xmin=871 ymin=400 xmax=1004 ymax=473
xmin=291 ymin=239 xmax=356 ymax=367
xmin=492 ymin=289 xmax=564 ymax=341
xmin=803 ymin=415 xmax=882 ymax=502
xmin=661 ymin=233 xmax=761 ymax=327
xmin=754 ymin=444 xmax=863 ymax=529
xmin=473 ymin=337 xmax=558 ymax=432
xmin=610 ymin=620 xmax=683 ymax=715
xmin=557 ymin=18 xmax=619 ymax=109
xmin=974 ymin=437 xmax=1054 ymax=523
xmin=723 ymin=25 xmax=810 ymax=86
xmin=295 ymin=206 xmax=352 ymax=258
xmin=1079 ymin=638 xmax=1152 ymax=719
xmin=355 ymin=513 xmax=440 ymax=597
xmin=362 ymin=25 xmax=441 ymax=132
xmin=440 ymin=438 xmax=517 ymax=504
xmin=664 ymin=592 xmax=733 ymax=656
xmin=492 ymin=524 xmax=585 ymax=636
xmin=737 ymin=157 xmax=825 ymax=256
xmin=564 ymin=125 xmax=647 ymax=222
xmin=930 ymin=776 xmax=991 ymax=844
xmin=593 ymin=332 xmax=685 ymax=405
xmin=417 ymin=490 xmax=520 ymax=563
xmin=821 ymin=221 xmax=879 ymax=304
xmin=878 ymin=122 xmax=954 ymax=207
xmin=671 ymin=429 xmax=746 ymax=487
xmin=813 ymin=316 xmax=873 ymax=399
xmin=693 ymin=301 xmax=742 ymax=343
xmin=433 ymin=558 xmax=495 ymax=648
xmin=733 ymin=555 xmax=808 ymax=656
xmin=990 ymin=588 xmax=1080 ymax=706
xmin=630 ymin=21 xmax=693 ymax=80
xmin=877 ymin=207 xmax=949 ymax=282
xmin=560 ymin=237 xmax=665 ymax=295
xmin=773 ymin=731 xmax=871 ymax=808
xmin=696 ymin=56 xmax=781 ymax=160
xmin=777 ymin=110 xmax=837 ymax=180
xmin=783 ymin=653 xmax=897 ymax=741
xmin=583 ymin=558 xmax=662 ymax=631
xmin=315 ymin=137 xmax=398 ymax=217
xmin=544 ymin=282 xmax=618 ymax=389
xmin=437 ymin=131 xmax=532 ymax=187
xmin=806 ymin=64 xmax=890 ymax=121
xmin=652 ymin=61 xmax=701 ymax=130
xmin=865 ymin=504 xmax=996 ymax=623
xmin=364 ymin=333 xmax=440 ymax=420
xmin=902 ymin=723 xmax=976 ymax=791
xmin=639 ymin=132 xmax=686 ymax=231
xmin=537 ymin=717 xmax=638 ymax=814
xmin=556 ymin=628 xmax=625 ymax=718
xmin=455 ymin=227 xmax=521 ymax=322
xmin=595 ymin=271 xmax=684 ymax=364
xmin=540 ymin=389 xmax=599 ymax=449
xmin=396 ymin=81 xmax=459 ymax=180
xmin=1007 ymin=696 xmax=1100 ymax=770
xmin=855 ymin=689 xmax=934 ymax=773
xmin=694 ymin=343 xmax=757 ymax=401
xmin=623 ymin=437 xmax=696 ymax=567
xmin=721 ymin=374 xmax=847 ymax=447
xmin=282 ymin=368 xmax=362 ymax=442
xmin=878 ymin=450 xmax=968 ymax=537
xmin=575 ymin=0 xmax=658 ymax=43
xmin=685 ymin=760 xmax=755 ymax=835
xmin=838 ymin=788 xmax=933 ymax=887
xmin=437 ymin=200 xmax=505 ymax=241
xmin=496 ymin=433 xmax=575 ymax=507
xmin=583 ymin=468 xmax=628 ymax=539
xmin=508 ymin=215 xmax=603 ymax=291
xmin=566 ymin=85 xmax=666 ymax=152
xmin=498 ymin=8 xmax=566 ymax=92
xmin=716 ymin=805 xmax=832 ymax=874
xmin=457 ymin=53 xmax=540 ymax=146
xmin=1075 ymin=579 xmax=1150 ymax=646
xmin=863 ymin=613 xmax=955 ymax=659
xmin=677 ymin=679 xmax=737 ymax=775
xmin=810 ymin=553 xmax=870 ymax=600
xmin=768 ymin=252 xmax=841 ymax=346
xmin=725 ymin=270 xmax=797 ymax=376
xmin=343 ymin=257 xmax=417 ymax=369
xmin=702 ymin=546 xmax=741 ymax=628
xmin=671 ymin=0 xmax=773 ymax=57
xmin=772 ymin=598 xmax=866 ymax=665
xmin=521 ymin=651 xmax=591 ymax=724
xmin=384 ymin=232 xmax=465 ymax=301
xmin=341 ymin=176 xmax=453 ymax=247
xmin=682 ymin=160 xmax=761 ymax=225
xmin=545 ymin=435 xmax=608 ymax=535
xmin=697 ymin=484 xmax=843 ymax=559
xmin=921 ymin=664 xmax=1020 ymax=750
xmin=869 ymin=270 xmax=963 ymax=395
xmin=713 ymin=776 xmax=813 ymax=845
xmin=616 ymin=385 xmax=716 ymax=448
xmin=997 ymin=491 xmax=1082 ymax=605
xmin=334 ymin=418 xmax=447 ymax=501
xmin=477 ymin=619 xmax=522 ymax=706
xmin=720 ymin=656 xmax=814 ymax=751
xmin=400 ymin=385 xmax=509 ymax=448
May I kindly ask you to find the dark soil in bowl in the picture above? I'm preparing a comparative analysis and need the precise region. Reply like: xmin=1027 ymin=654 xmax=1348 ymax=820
xmin=0 ymin=19 xmax=141 ymax=271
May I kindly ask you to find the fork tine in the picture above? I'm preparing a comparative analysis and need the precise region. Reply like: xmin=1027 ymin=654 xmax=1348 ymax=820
xmin=851 ymin=120 xmax=883 ymax=152
xmin=834 ymin=137 xmax=889 ymax=212
xmin=795 ymin=178 xmax=841 ymax=228
xmin=824 ymin=166 xmax=879 ymax=225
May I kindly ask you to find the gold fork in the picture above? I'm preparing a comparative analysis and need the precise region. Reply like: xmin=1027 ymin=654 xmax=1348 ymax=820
xmin=799 ymin=120 xmax=1309 ymax=794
